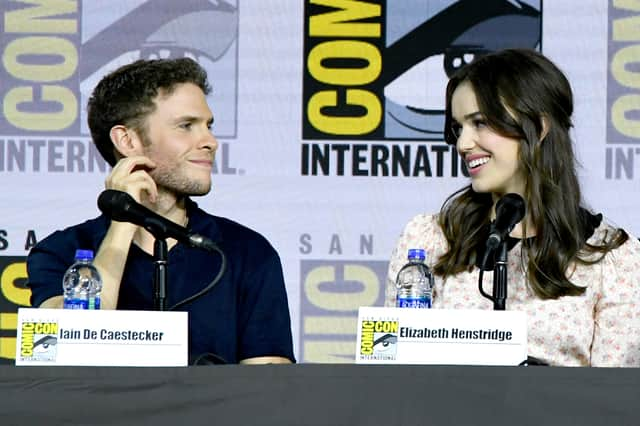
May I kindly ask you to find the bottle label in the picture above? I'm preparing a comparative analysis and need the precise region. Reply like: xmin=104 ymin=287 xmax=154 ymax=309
xmin=63 ymin=299 xmax=89 ymax=310
xmin=88 ymin=296 xmax=101 ymax=310
xmin=397 ymin=296 xmax=431 ymax=309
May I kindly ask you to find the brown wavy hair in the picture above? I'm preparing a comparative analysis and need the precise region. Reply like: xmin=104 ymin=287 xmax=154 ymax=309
xmin=434 ymin=49 xmax=628 ymax=299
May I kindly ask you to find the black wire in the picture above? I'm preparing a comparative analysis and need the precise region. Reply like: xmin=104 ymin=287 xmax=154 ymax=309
xmin=478 ymin=247 xmax=494 ymax=302
xmin=168 ymin=243 xmax=227 ymax=311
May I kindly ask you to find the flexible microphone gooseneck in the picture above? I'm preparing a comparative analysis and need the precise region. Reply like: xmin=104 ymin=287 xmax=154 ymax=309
xmin=97 ymin=189 xmax=227 ymax=312
xmin=478 ymin=193 xmax=526 ymax=310
xmin=485 ymin=193 xmax=526 ymax=251
xmin=97 ymin=189 xmax=218 ymax=251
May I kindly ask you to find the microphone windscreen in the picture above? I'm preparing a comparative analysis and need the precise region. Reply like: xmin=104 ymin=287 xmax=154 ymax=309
xmin=97 ymin=190 xmax=143 ymax=223
xmin=496 ymin=193 xmax=526 ymax=225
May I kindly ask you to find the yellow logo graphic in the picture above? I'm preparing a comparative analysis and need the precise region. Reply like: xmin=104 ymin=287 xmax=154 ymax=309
xmin=20 ymin=321 xmax=58 ymax=362
xmin=360 ymin=319 xmax=398 ymax=359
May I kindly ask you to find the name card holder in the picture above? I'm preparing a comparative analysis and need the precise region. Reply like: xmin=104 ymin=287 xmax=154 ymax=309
xmin=15 ymin=308 xmax=188 ymax=367
xmin=356 ymin=307 xmax=527 ymax=366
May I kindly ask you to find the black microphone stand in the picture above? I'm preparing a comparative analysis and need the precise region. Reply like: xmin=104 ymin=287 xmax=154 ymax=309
xmin=153 ymin=238 xmax=168 ymax=311
xmin=492 ymin=240 xmax=508 ymax=311
xmin=143 ymin=217 xmax=172 ymax=311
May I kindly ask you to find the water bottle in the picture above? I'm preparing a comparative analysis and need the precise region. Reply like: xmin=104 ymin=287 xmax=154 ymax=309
xmin=395 ymin=248 xmax=434 ymax=308
xmin=62 ymin=249 xmax=102 ymax=310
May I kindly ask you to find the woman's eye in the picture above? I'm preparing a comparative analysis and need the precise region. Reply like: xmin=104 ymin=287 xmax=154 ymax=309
xmin=472 ymin=119 xmax=486 ymax=129
xmin=451 ymin=123 xmax=462 ymax=138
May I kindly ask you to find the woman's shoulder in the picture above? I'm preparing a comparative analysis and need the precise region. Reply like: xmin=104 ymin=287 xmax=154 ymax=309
xmin=401 ymin=213 xmax=444 ymax=238
xmin=397 ymin=212 xmax=448 ymax=259
xmin=590 ymin=216 xmax=640 ymax=260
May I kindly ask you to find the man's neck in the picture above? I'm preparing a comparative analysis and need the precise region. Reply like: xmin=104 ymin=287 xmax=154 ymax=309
xmin=134 ymin=192 xmax=189 ymax=254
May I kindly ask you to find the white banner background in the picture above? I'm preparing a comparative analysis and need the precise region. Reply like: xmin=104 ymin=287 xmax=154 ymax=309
xmin=1 ymin=0 xmax=638 ymax=363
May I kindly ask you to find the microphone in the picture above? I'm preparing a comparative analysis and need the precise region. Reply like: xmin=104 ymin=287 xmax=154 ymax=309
xmin=486 ymin=193 xmax=526 ymax=251
xmin=97 ymin=189 xmax=218 ymax=252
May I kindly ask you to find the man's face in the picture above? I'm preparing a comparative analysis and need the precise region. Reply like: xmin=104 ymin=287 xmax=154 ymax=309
xmin=140 ymin=82 xmax=218 ymax=196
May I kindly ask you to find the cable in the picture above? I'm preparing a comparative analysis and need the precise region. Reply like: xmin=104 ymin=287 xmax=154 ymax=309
xmin=168 ymin=243 xmax=227 ymax=311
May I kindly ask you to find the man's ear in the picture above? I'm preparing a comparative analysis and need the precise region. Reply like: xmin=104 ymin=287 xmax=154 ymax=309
xmin=539 ymin=115 xmax=550 ymax=142
xmin=109 ymin=125 xmax=143 ymax=157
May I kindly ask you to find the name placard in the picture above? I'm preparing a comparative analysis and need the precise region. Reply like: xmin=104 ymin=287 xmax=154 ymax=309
xmin=15 ymin=308 xmax=188 ymax=367
xmin=355 ymin=307 xmax=527 ymax=366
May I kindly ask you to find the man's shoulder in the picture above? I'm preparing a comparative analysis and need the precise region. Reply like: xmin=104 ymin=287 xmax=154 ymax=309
xmin=192 ymin=205 xmax=276 ymax=251
xmin=34 ymin=215 xmax=109 ymax=252
xmin=211 ymin=215 xmax=274 ymax=248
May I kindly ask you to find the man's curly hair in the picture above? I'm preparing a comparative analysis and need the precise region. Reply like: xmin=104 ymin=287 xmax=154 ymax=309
xmin=87 ymin=58 xmax=211 ymax=166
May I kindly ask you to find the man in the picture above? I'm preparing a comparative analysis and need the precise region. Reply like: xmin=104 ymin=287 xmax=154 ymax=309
xmin=27 ymin=58 xmax=295 ymax=365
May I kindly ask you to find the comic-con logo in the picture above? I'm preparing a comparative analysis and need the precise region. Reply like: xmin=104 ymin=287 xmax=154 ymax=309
xmin=359 ymin=319 xmax=398 ymax=360
xmin=299 ymin=259 xmax=387 ymax=363
xmin=19 ymin=321 xmax=59 ymax=362
xmin=605 ymin=3 xmax=640 ymax=180
xmin=302 ymin=0 xmax=542 ymax=140
xmin=1 ymin=0 xmax=238 ymax=137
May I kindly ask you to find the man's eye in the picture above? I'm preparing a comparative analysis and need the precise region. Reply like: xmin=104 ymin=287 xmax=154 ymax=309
xmin=180 ymin=122 xmax=193 ymax=130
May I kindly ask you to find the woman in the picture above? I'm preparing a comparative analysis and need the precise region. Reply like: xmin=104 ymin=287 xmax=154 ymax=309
xmin=386 ymin=49 xmax=640 ymax=367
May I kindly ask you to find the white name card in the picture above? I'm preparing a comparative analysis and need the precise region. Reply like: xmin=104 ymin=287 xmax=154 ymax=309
xmin=355 ymin=307 xmax=527 ymax=366
xmin=15 ymin=308 xmax=188 ymax=367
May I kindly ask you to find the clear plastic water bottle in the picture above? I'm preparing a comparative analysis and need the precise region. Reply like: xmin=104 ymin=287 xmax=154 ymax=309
xmin=396 ymin=248 xmax=434 ymax=308
xmin=62 ymin=249 xmax=102 ymax=310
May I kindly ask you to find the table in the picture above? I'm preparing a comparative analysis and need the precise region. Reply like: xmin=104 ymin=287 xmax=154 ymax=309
xmin=1 ymin=364 xmax=639 ymax=425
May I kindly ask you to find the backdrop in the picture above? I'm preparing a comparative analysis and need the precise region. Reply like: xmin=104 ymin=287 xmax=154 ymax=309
xmin=1 ymin=0 xmax=639 ymax=364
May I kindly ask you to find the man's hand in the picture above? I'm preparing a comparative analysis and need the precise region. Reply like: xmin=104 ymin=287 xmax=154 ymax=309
xmin=105 ymin=156 xmax=158 ymax=204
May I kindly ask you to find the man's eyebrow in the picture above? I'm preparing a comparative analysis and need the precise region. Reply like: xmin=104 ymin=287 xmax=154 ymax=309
xmin=173 ymin=115 xmax=213 ymax=123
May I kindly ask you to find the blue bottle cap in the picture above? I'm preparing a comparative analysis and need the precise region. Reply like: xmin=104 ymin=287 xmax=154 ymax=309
xmin=74 ymin=249 xmax=94 ymax=261
xmin=407 ymin=248 xmax=426 ymax=261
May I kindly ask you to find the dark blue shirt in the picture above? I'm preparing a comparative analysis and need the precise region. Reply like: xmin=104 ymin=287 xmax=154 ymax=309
xmin=27 ymin=199 xmax=295 ymax=364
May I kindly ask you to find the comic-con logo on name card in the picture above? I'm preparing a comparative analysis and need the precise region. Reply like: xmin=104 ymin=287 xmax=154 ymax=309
xmin=359 ymin=319 xmax=399 ymax=361
xmin=19 ymin=321 xmax=59 ymax=362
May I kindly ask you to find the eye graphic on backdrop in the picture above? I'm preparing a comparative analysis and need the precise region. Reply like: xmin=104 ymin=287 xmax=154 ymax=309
xmin=80 ymin=0 xmax=238 ymax=81
xmin=383 ymin=0 xmax=542 ymax=139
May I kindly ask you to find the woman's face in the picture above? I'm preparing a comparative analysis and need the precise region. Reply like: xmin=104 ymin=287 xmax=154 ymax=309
xmin=450 ymin=81 xmax=526 ymax=198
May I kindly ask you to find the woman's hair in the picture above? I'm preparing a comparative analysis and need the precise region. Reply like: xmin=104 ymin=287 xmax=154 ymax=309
xmin=434 ymin=48 xmax=628 ymax=299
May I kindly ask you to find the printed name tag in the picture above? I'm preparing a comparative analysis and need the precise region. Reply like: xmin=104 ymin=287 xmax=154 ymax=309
xmin=15 ymin=308 xmax=188 ymax=366
xmin=355 ymin=307 xmax=527 ymax=366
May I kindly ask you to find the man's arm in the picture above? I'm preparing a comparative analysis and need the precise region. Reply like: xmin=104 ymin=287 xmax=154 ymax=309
xmin=39 ymin=295 xmax=63 ymax=308
xmin=92 ymin=155 xmax=159 ymax=309
xmin=237 ymin=246 xmax=296 ymax=363
xmin=91 ymin=221 xmax=137 ymax=309
xmin=33 ymin=220 xmax=137 ymax=309
xmin=30 ymin=156 xmax=157 ymax=309
xmin=240 ymin=356 xmax=292 ymax=365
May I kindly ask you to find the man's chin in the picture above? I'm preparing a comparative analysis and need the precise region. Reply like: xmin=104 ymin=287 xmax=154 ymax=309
xmin=157 ymin=182 xmax=211 ymax=198
xmin=187 ymin=188 xmax=211 ymax=197
xmin=182 ymin=184 xmax=211 ymax=197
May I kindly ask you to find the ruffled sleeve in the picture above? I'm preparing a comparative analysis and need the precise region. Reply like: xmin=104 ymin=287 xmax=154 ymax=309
xmin=589 ymin=231 xmax=640 ymax=366
xmin=385 ymin=214 xmax=448 ymax=307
